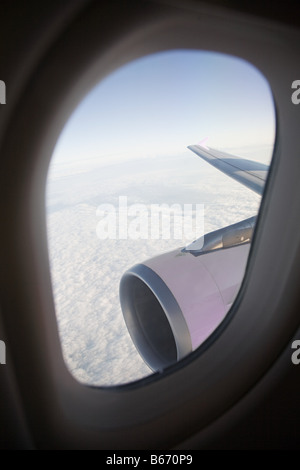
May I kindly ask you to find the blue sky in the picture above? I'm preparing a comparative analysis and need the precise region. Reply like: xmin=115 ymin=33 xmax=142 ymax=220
xmin=50 ymin=49 xmax=276 ymax=166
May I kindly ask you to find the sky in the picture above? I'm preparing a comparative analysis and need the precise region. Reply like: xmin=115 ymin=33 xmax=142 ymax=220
xmin=47 ymin=49 xmax=276 ymax=386
xmin=50 ymin=49 xmax=275 ymax=171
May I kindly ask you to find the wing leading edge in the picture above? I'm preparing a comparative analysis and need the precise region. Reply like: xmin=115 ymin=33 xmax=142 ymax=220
xmin=188 ymin=144 xmax=269 ymax=195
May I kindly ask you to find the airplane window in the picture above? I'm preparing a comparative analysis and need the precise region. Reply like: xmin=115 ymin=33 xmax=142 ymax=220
xmin=46 ymin=50 xmax=275 ymax=386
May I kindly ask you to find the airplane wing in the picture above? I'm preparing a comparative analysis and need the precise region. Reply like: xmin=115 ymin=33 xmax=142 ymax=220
xmin=188 ymin=144 xmax=269 ymax=195
xmin=121 ymin=145 xmax=269 ymax=371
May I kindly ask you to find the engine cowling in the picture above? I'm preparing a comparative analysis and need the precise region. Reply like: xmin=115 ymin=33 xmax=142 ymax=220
xmin=120 ymin=243 xmax=250 ymax=371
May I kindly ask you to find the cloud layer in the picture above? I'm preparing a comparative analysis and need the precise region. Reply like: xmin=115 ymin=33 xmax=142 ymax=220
xmin=47 ymin=149 xmax=264 ymax=386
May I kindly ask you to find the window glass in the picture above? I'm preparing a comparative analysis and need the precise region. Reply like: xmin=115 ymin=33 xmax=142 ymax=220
xmin=47 ymin=50 xmax=275 ymax=385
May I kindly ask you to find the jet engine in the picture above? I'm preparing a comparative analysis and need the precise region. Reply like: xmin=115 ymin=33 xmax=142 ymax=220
xmin=120 ymin=217 xmax=255 ymax=371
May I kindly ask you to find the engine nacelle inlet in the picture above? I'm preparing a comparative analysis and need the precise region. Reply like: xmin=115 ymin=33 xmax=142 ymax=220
xmin=120 ymin=243 xmax=250 ymax=371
